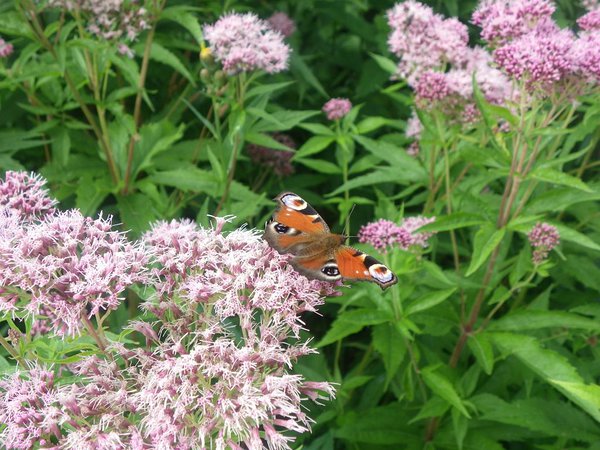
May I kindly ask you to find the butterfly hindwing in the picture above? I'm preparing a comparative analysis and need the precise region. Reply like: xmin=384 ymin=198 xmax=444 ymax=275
xmin=264 ymin=192 xmax=329 ymax=254
xmin=334 ymin=246 xmax=398 ymax=289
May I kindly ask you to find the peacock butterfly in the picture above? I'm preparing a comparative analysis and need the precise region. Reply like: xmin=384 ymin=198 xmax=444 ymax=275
xmin=264 ymin=192 xmax=398 ymax=290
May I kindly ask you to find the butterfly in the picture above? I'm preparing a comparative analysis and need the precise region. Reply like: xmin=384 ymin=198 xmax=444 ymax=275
xmin=264 ymin=192 xmax=398 ymax=290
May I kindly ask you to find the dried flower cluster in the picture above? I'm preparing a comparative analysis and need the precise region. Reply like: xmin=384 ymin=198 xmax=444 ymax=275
xmin=358 ymin=216 xmax=436 ymax=253
xmin=528 ymin=222 xmax=560 ymax=263
xmin=47 ymin=0 xmax=150 ymax=53
xmin=247 ymin=133 xmax=296 ymax=177
xmin=204 ymin=13 xmax=291 ymax=74
xmin=322 ymin=98 xmax=352 ymax=121
xmin=0 ymin=172 xmax=338 ymax=449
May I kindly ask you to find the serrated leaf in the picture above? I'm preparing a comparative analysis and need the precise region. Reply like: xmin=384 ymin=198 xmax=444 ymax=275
xmin=317 ymin=309 xmax=391 ymax=347
xmin=466 ymin=225 xmax=506 ymax=276
xmin=160 ymin=6 xmax=203 ymax=43
xmin=293 ymin=136 xmax=335 ymax=158
xmin=529 ymin=167 xmax=592 ymax=193
xmin=146 ymin=42 xmax=195 ymax=84
xmin=422 ymin=367 xmax=471 ymax=418
xmin=550 ymin=381 xmax=600 ymax=423
xmin=489 ymin=310 xmax=600 ymax=332
xmin=550 ymin=222 xmax=600 ymax=252
xmin=406 ymin=288 xmax=456 ymax=315
xmin=418 ymin=213 xmax=487 ymax=232
xmin=372 ymin=323 xmax=406 ymax=385
xmin=467 ymin=333 xmax=494 ymax=375
xmin=295 ymin=158 xmax=340 ymax=174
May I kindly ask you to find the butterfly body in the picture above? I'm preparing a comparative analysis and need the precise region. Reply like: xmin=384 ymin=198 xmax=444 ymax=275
xmin=264 ymin=192 xmax=397 ymax=289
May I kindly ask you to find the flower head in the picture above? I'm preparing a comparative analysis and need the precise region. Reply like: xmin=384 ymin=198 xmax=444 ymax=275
xmin=358 ymin=216 xmax=436 ymax=253
xmin=268 ymin=12 xmax=296 ymax=38
xmin=48 ymin=0 xmax=150 ymax=44
xmin=204 ymin=12 xmax=291 ymax=74
xmin=0 ymin=171 xmax=57 ymax=221
xmin=0 ymin=37 xmax=13 ymax=58
xmin=322 ymin=98 xmax=352 ymax=120
xmin=472 ymin=0 xmax=556 ymax=45
xmin=387 ymin=1 xmax=469 ymax=82
xmin=247 ymin=133 xmax=296 ymax=177
xmin=528 ymin=222 xmax=559 ymax=263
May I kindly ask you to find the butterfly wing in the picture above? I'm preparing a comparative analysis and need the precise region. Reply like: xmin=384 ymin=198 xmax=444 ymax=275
xmin=264 ymin=192 xmax=330 ymax=254
xmin=334 ymin=246 xmax=398 ymax=289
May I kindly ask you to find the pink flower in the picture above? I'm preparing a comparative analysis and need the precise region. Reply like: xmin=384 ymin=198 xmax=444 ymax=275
xmin=576 ymin=31 xmax=600 ymax=80
xmin=387 ymin=1 xmax=469 ymax=82
xmin=0 ymin=171 xmax=57 ymax=221
xmin=322 ymin=98 xmax=352 ymax=120
xmin=415 ymin=71 xmax=452 ymax=103
xmin=493 ymin=29 xmax=576 ymax=89
xmin=204 ymin=13 xmax=290 ymax=74
xmin=472 ymin=0 xmax=556 ymax=45
xmin=358 ymin=216 xmax=436 ymax=253
xmin=578 ymin=9 xmax=600 ymax=30
xmin=406 ymin=110 xmax=423 ymax=139
xmin=0 ymin=37 xmax=13 ymax=58
xmin=528 ymin=222 xmax=559 ymax=263
xmin=267 ymin=12 xmax=296 ymax=38
xmin=247 ymin=133 xmax=296 ymax=176
xmin=2 ymin=210 xmax=149 ymax=336
xmin=48 ymin=0 xmax=150 ymax=44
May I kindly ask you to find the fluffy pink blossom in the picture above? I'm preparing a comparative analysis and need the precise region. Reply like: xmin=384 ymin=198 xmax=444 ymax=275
xmin=387 ymin=1 xmax=468 ymax=82
xmin=247 ymin=133 xmax=296 ymax=176
xmin=493 ymin=29 xmax=576 ymax=89
xmin=578 ymin=9 xmax=600 ymax=30
xmin=576 ymin=31 xmax=600 ymax=80
xmin=528 ymin=222 xmax=559 ymax=263
xmin=0 ymin=37 xmax=13 ymax=58
xmin=322 ymin=98 xmax=352 ymax=120
xmin=406 ymin=111 xmax=423 ymax=139
xmin=415 ymin=71 xmax=452 ymax=103
xmin=358 ymin=216 xmax=436 ymax=253
xmin=582 ymin=0 xmax=600 ymax=11
xmin=204 ymin=13 xmax=290 ymax=74
xmin=48 ymin=0 xmax=150 ymax=44
xmin=0 ymin=171 xmax=57 ymax=221
xmin=472 ymin=0 xmax=556 ymax=45
xmin=268 ymin=12 xmax=296 ymax=38
xmin=1 ymin=210 xmax=149 ymax=335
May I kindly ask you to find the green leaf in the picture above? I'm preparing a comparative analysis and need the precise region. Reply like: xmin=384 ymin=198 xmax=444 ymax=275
xmin=116 ymin=193 xmax=158 ymax=236
xmin=369 ymin=53 xmax=398 ymax=75
xmin=525 ymin=186 xmax=600 ymax=214
xmin=422 ymin=367 xmax=471 ymax=418
xmin=146 ymin=42 xmax=195 ymax=84
xmin=50 ymin=127 xmax=71 ymax=166
xmin=452 ymin=407 xmax=468 ymax=450
xmin=75 ymin=174 xmax=114 ymax=216
xmin=550 ymin=381 xmax=600 ymax=423
xmin=290 ymin=53 xmax=328 ymax=98
xmin=472 ymin=394 xmax=600 ymax=441
xmin=333 ymin=403 xmax=419 ymax=445
xmin=328 ymin=166 xmax=422 ymax=196
xmin=250 ymin=109 xmax=320 ymax=133
xmin=410 ymin=396 xmax=450 ymax=423
xmin=295 ymin=158 xmax=341 ymax=174
xmin=372 ymin=323 xmax=406 ymax=385
xmin=467 ymin=333 xmax=494 ymax=375
xmin=317 ymin=309 xmax=391 ymax=347
xmin=406 ymin=288 xmax=456 ymax=315
xmin=293 ymin=136 xmax=335 ymax=158
xmin=529 ymin=167 xmax=593 ymax=193
xmin=356 ymin=117 xmax=397 ymax=134
xmin=353 ymin=135 xmax=426 ymax=178
xmin=132 ymin=121 xmax=185 ymax=178
xmin=160 ymin=6 xmax=203 ymax=43
xmin=466 ymin=225 xmax=506 ymax=276
xmin=489 ymin=310 xmax=600 ymax=332
xmin=245 ymin=132 xmax=294 ymax=151
xmin=417 ymin=213 xmax=487 ymax=233
xmin=0 ymin=129 xmax=46 ymax=153
xmin=148 ymin=167 xmax=218 ymax=193
xmin=550 ymin=222 xmax=600 ymax=252
xmin=245 ymin=81 xmax=295 ymax=99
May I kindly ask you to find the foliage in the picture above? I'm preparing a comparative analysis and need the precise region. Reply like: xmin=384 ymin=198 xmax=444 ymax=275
xmin=0 ymin=0 xmax=599 ymax=449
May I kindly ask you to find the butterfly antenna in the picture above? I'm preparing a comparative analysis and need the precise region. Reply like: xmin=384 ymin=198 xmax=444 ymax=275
xmin=344 ymin=203 xmax=357 ymax=240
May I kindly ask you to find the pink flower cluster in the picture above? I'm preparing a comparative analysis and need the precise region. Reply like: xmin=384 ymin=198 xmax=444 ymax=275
xmin=247 ymin=133 xmax=296 ymax=177
xmin=204 ymin=13 xmax=291 ymax=74
xmin=322 ymin=98 xmax=352 ymax=121
xmin=48 ymin=0 xmax=150 ymax=49
xmin=268 ymin=12 xmax=296 ymax=38
xmin=388 ymin=2 xmax=513 ymax=125
xmin=473 ymin=0 xmax=600 ymax=90
xmin=0 ymin=171 xmax=57 ymax=221
xmin=0 ymin=37 xmax=13 ymax=58
xmin=387 ymin=1 xmax=469 ymax=83
xmin=528 ymin=222 xmax=559 ymax=263
xmin=0 ymin=174 xmax=339 ymax=448
xmin=358 ymin=216 xmax=436 ymax=253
